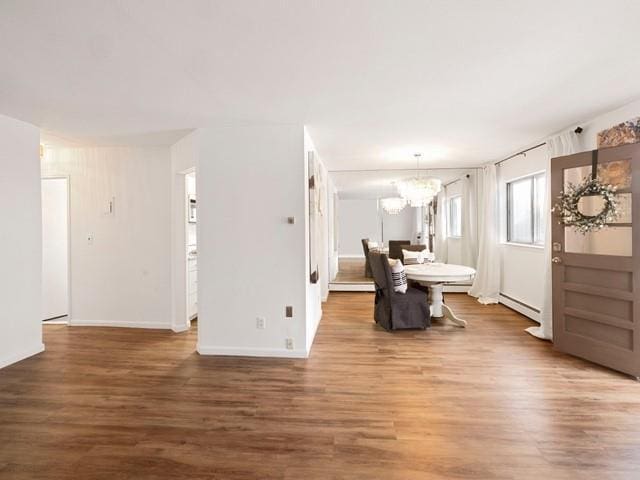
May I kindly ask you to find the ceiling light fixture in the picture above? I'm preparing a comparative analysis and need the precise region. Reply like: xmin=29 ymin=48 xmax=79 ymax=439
xmin=397 ymin=153 xmax=442 ymax=207
xmin=380 ymin=197 xmax=407 ymax=215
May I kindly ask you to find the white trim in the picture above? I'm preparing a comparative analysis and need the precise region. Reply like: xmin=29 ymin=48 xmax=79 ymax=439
xmin=197 ymin=344 xmax=309 ymax=359
xmin=501 ymin=242 xmax=544 ymax=250
xmin=172 ymin=323 xmax=190 ymax=333
xmin=69 ymin=319 xmax=173 ymax=329
xmin=329 ymin=283 xmax=375 ymax=292
xmin=499 ymin=294 xmax=541 ymax=322
xmin=0 ymin=343 xmax=45 ymax=370
xmin=338 ymin=254 xmax=365 ymax=259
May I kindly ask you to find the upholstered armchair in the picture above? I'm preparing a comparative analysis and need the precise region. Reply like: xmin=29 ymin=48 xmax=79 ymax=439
xmin=361 ymin=238 xmax=373 ymax=278
xmin=388 ymin=240 xmax=411 ymax=260
xmin=368 ymin=252 xmax=430 ymax=331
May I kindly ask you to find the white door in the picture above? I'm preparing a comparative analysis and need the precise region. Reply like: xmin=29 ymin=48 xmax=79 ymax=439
xmin=42 ymin=178 xmax=69 ymax=320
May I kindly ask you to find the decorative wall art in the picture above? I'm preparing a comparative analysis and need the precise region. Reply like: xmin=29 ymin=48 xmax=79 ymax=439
xmin=308 ymin=151 xmax=319 ymax=284
xmin=597 ymin=117 xmax=640 ymax=148
xmin=554 ymin=176 xmax=620 ymax=234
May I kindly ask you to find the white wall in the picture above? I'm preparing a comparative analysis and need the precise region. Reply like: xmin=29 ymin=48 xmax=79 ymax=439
xmin=0 ymin=114 xmax=43 ymax=369
xmin=497 ymin=146 xmax=547 ymax=317
xmin=337 ymin=198 xmax=380 ymax=257
xmin=196 ymin=124 xmax=310 ymax=357
xmin=381 ymin=206 xmax=414 ymax=244
xmin=41 ymin=146 xmax=173 ymax=329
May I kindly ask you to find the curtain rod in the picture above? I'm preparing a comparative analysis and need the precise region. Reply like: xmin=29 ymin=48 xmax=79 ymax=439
xmin=328 ymin=167 xmax=482 ymax=173
xmin=494 ymin=142 xmax=547 ymax=167
xmin=494 ymin=126 xmax=583 ymax=167
xmin=444 ymin=174 xmax=470 ymax=188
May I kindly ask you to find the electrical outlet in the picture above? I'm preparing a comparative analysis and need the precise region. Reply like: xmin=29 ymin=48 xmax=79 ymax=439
xmin=256 ymin=317 xmax=266 ymax=330
xmin=285 ymin=306 xmax=293 ymax=318
xmin=285 ymin=338 xmax=294 ymax=350
xmin=87 ymin=233 xmax=94 ymax=245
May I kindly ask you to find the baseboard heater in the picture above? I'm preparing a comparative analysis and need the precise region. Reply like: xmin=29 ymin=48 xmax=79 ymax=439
xmin=499 ymin=293 xmax=540 ymax=322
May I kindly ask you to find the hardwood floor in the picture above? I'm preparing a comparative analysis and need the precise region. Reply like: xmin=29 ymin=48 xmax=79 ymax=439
xmin=331 ymin=258 xmax=372 ymax=284
xmin=1 ymin=293 xmax=640 ymax=479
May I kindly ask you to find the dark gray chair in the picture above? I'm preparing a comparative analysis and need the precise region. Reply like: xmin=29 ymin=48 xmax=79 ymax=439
xmin=388 ymin=240 xmax=411 ymax=260
xmin=361 ymin=238 xmax=373 ymax=278
xmin=369 ymin=252 xmax=430 ymax=331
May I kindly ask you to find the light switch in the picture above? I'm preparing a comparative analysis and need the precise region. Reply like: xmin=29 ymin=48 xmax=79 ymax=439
xmin=87 ymin=234 xmax=94 ymax=245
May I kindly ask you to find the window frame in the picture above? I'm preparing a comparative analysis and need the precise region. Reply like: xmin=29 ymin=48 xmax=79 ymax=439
xmin=448 ymin=194 xmax=462 ymax=238
xmin=506 ymin=171 xmax=545 ymax=247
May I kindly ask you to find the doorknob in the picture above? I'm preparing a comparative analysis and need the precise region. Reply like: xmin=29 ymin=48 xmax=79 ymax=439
xmin=552 ymin=257 xmax=562 ymax=264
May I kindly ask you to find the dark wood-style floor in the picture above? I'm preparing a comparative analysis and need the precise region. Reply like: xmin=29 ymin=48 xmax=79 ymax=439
xmin=331 ymin=257 xmax=371 ymax=284
xmin=1 ymin=293 xmax=640 ymax=479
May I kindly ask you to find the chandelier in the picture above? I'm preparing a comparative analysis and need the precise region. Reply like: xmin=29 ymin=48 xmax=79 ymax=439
xmin=397 ymin=153 xmax=442 ymax=207
xmin=380 ymin=197 xmax=407 ymax=215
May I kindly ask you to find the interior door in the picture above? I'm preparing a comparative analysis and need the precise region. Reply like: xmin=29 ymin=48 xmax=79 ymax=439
xmin=41 ymin=177 xmax=69 ymax=320
xmin=552 ymin=143 xmax=639 ymax=377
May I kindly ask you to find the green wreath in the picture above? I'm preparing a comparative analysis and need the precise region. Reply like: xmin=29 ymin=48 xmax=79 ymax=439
xmin=554 ymin=177 xmax=619 ymax=234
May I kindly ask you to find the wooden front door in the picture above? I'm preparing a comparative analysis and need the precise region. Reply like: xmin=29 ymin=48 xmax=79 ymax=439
xmin=552 ymin=143 xmax=639 ymax=378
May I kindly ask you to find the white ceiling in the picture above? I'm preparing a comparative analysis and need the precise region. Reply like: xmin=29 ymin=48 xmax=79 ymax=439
xmin=2 ymin=1 xmax=640 ymax=167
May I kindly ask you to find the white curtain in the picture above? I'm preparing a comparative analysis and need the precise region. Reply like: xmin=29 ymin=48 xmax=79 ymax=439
xmin=410 ymin=206 xmax=423 ymax=244
xmin=433 ymin=190 xmax=448 ymax=262
xmin=526 ymin=130 xmax=581 ymax=340
xmin=468 ymin=164 xmax=500 ymax=304
xmin=461 ymin=174 xmax=478 ymax=267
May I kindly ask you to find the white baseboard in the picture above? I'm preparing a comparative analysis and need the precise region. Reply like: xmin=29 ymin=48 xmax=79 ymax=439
xmin=0 ymin=343 xmax=45 ymax=370
xmin=172 ymin=323 xmax=191 ymax=333
xmin=329 ymin=283 xmax=375 ymax=292
xmin=197 ymin=344 xmax=309 ymax=359
xmin=69 ymin=319 xmax=172 ymax=329
xmin=338 ymin=254 xmax=365 ymax=259
xmin=499 ymin=294 xmax=541 ymax=322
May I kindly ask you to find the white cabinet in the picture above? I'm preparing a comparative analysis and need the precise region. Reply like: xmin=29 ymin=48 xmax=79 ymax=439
xmin=188 ymin=251 xmax=197 ymax=319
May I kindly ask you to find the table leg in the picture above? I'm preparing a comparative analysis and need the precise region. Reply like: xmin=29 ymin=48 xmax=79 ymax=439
xmin=441 ymin=303 xmax=467 ymax=327
xmin=427 ymin=283 xmax=467 ymax=328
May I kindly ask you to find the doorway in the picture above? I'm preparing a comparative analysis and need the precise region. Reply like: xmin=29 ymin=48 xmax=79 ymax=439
xmin=552 ymin=144 xmax=639 ymax=378
xmin=41 ymin=177 xmax=70 ymax=323
xmin=185 ymin=171 xmax=197 ymax=326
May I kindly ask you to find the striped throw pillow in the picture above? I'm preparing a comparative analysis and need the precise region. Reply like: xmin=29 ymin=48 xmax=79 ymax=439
xmin=390 ymin=259 xmax=407 ymax=294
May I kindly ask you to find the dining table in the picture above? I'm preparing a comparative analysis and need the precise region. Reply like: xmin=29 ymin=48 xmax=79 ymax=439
xmin=404 ymin=263 xmax=476 ymax=327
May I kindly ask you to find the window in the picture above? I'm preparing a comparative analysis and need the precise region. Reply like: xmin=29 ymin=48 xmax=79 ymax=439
xmin=507 ymin=172 xmax=546 ymax=245
xmin=449 ymin=195 xmax=462 ymax=237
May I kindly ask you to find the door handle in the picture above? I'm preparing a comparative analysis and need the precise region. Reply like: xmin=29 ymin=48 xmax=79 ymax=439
xmin=552 ymin=257 xmax=562 ymax=264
